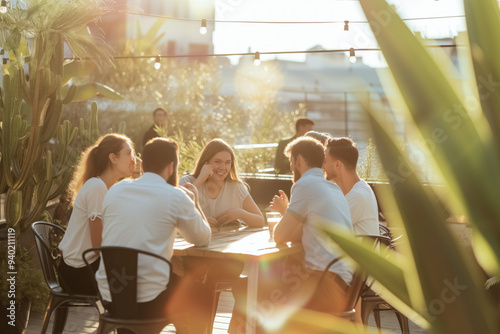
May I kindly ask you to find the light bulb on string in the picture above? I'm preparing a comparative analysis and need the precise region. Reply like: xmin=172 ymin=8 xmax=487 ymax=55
xmin=154 ymin=55 xmax=161 ymax=69
xmin=344 ymin=20 xmax=349 ymax=32
xmin=200 ymin=19 xmax=207 ymax=35
xmin=0 ymin=1 xmax=8 ymax=14
xmin=349 ymin=48 xmax=356 ymax=63
xmin=253 ymin=52 xmax=261 ymax=66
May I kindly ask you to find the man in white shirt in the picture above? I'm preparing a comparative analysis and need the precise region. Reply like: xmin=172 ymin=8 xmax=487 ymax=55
xmin=323 ymin=137 xmax=379 ymax=235
xmin=96 ymin=138 xmax=212 ymax=334
xmin=228 ymin=137 xmax=353 ymax=333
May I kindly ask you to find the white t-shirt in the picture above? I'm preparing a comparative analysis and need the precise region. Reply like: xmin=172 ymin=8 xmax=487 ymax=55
xmin=179 ymin=175 xmax=249 ymax=219
xmin=345 ymin=180 xmax=379 ymax=235
xmin=59 ymin=177 xmax=107 ymax=268
xmin=286 ymin=168 xmax=353 ymax=284
xmin=96 ymin=172 xmax=211 ymax=303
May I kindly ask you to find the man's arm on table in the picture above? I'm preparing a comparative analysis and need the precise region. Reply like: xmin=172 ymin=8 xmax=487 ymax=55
xmin=273 ymin=210 xmax=303 ymax=244
xmin=177 ymin=189 xmax=211 ymax=246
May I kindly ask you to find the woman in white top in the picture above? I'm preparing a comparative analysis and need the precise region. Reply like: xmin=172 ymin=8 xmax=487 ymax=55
xmin=179 ymin=139 xmax=264 ymax=283
xmin=58 ymin=133 xmax=136 ymax=294
xmin=179 ymin=138 xmax=264 ymax=228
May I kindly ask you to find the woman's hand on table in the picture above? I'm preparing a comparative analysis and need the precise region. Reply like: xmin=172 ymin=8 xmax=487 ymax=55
xmin=216 ymin=208 xmax=244 ymax=226
xmin=270 ymin=190 xmax=288 ymax=215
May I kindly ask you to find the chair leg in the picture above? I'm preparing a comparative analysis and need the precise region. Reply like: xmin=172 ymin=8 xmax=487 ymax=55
xmin=374 ymin=309 xmax=382 ymax=331
xmin=40 ymin=294 xmax=58 ymax=334
xmin=360 ymin=300 xmax=377 ymax=326
xmin=52 ymin=306 xmax=69 ymax=334
xmin=209 ymin=290 xmax=222 ymax=334
xmin=395 ymin=311 xmax=410 ymax=334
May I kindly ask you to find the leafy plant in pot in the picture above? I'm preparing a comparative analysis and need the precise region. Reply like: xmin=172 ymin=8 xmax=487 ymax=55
xmin=0 ymin=0 xmax=114 ymax=331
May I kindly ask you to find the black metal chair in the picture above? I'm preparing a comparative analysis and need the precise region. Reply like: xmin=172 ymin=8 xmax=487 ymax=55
xmin=82 ymin=246 xmax=172 ymax=334
xmin=31 ymin=221 xmax=99 ymax=334
xmin=317 ymin=234 xmax=392 ymax=321
xmin=318 ymin=255 xmax=366 ymax=320
xmin=360 ymin=226 xmax=410 ymax=333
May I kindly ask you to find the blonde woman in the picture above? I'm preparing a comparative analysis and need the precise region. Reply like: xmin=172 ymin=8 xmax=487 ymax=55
xmin=179 ymin=138 xmax=264 ymax=228
xmin=179 ymin=139 xmax=264 ymax=284
xmin=58 ymin=133 xmax=136 ymax=294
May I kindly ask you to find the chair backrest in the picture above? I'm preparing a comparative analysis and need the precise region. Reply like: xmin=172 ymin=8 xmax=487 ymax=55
xmin=82 ymin=246 xmax=172 ymax=319
xmin=31 ymin=221 xmax=66 ymax=290
xmin=320 ymin=234 xmax=392 ymax=313
xmin=379 ymin=224 xmax=402 ymax=250
xmin=346 ymin=235 xmax=391 ymax=311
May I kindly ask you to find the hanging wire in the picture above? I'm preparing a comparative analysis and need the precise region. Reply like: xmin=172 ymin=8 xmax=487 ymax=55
xmin=116 ymin=10 xmax=466 ymax=25
xmin=63 ymin=44 xmax=462 ymax=61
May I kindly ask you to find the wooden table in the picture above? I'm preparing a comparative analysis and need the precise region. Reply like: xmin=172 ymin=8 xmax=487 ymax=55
xmin=173 ymin=224 xmax=302 ymax=334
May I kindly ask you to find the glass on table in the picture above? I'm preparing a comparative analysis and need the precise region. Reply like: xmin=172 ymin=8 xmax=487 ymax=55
xmin=265 ymin=212 xmax=281 ymax=240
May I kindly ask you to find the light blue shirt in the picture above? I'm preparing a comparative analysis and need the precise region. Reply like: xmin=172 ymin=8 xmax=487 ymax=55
xmin=287 ymin=168 xmax=353 ymax=283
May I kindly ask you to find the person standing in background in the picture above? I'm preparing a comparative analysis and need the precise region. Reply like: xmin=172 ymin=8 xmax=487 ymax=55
xmin=274 ymin=116 xmax=315 ymax=174
xmin=143 ymin=107 xmax=168 ymax=147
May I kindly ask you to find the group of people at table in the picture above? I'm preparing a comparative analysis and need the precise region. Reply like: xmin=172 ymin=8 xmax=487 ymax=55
xmin=56 ymin=116 xmax=380 ymax=334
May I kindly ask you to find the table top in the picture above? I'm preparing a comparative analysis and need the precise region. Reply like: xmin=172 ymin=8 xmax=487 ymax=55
xmin=173 ymin=224 xmax=302 ymax=261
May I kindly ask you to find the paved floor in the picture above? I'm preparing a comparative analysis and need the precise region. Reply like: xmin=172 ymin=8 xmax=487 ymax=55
xmin=26 ymin=291 xmax=429 ymax=333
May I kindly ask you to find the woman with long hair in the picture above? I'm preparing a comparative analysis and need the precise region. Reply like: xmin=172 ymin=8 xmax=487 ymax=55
xmin=179 ymin=138 xmax=264 ymax=228
xmin=58 ymin=133 xmax=136 ymax=294
xmin=178 ymin=139 xmax=264 ymax=286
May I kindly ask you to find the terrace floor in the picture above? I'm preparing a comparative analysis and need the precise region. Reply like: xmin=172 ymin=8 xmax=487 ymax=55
xmin=26 ymin=291 xmax=429 ymax=333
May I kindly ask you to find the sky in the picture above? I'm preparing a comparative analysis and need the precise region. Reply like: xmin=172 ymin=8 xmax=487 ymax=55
xmin=212 ymin=0 xmax=466 ymax=67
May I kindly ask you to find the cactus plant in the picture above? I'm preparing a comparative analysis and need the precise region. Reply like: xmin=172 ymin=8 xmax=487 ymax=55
xmin=0 ymin=0 xmax=114 ymax=234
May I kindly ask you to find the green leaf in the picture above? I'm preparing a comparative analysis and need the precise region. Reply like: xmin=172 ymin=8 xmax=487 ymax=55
xmin=62 ymin=60 xmax=96 ymax=86
xmin=137 ymin=18 xmax=168 ymax=52
xmin=68 ymin=83 xmax=124 ymax=102
xmin=365 ymin=108 xmax=499 ymax=333
xmin=464 ymin=0 xmax=500 ymax=147
xmin=277 ymin=308 xmax=394 ymax=334
xmin=318 ymin=224 xmax=428 ymax=327
xmin=359 ymin=0 xmax=500 ymax=276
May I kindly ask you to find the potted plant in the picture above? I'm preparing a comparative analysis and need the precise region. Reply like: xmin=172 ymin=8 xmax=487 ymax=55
xmin=0 ymin=242 xmax=48 ymax=333
xmin=0 ymin=0 xmax=115 ymax=331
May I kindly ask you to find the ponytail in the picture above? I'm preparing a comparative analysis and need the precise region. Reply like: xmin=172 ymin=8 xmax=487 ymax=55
xmin=68 ymin=134 xmax=133 ymax=203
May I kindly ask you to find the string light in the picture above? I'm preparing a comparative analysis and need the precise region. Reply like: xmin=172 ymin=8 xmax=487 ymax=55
xmin=200 ymin=19 xmax=207 ymax=35
xmin=254 ymin=52 xmax=261 ymax=66
xmin=0 ymin=1 xmax=8 ymax=14
xmin=154 ymin=55 xmax=161 ymax=69
xmin=63 ymin=44 xmax=460 ymax=62
xmin=118 ymin=10 xmax=466 ymax=25
xmin=344 ymin=20 xmax=349 ymax=31
xmin=2 ymin=58 xmax=8 ymax=65
xmin=349 ymin=48 xmax=356 ymax=63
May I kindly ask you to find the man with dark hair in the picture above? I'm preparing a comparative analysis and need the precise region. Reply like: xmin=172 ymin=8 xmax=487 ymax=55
xmin=96 ymin=137 xmax=212 ymax=333
xmin=274 ymin=116 xmax=315 ymax=174
xmin=143 ymin=107 xmax=168 ymax=147
xmin=229 ymin=137 xmax=352 ymax=333
xmin=272 ymin=138 xmax=353 ymax=305
xmin=324 ymin=137 xmax=379 ymax=235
